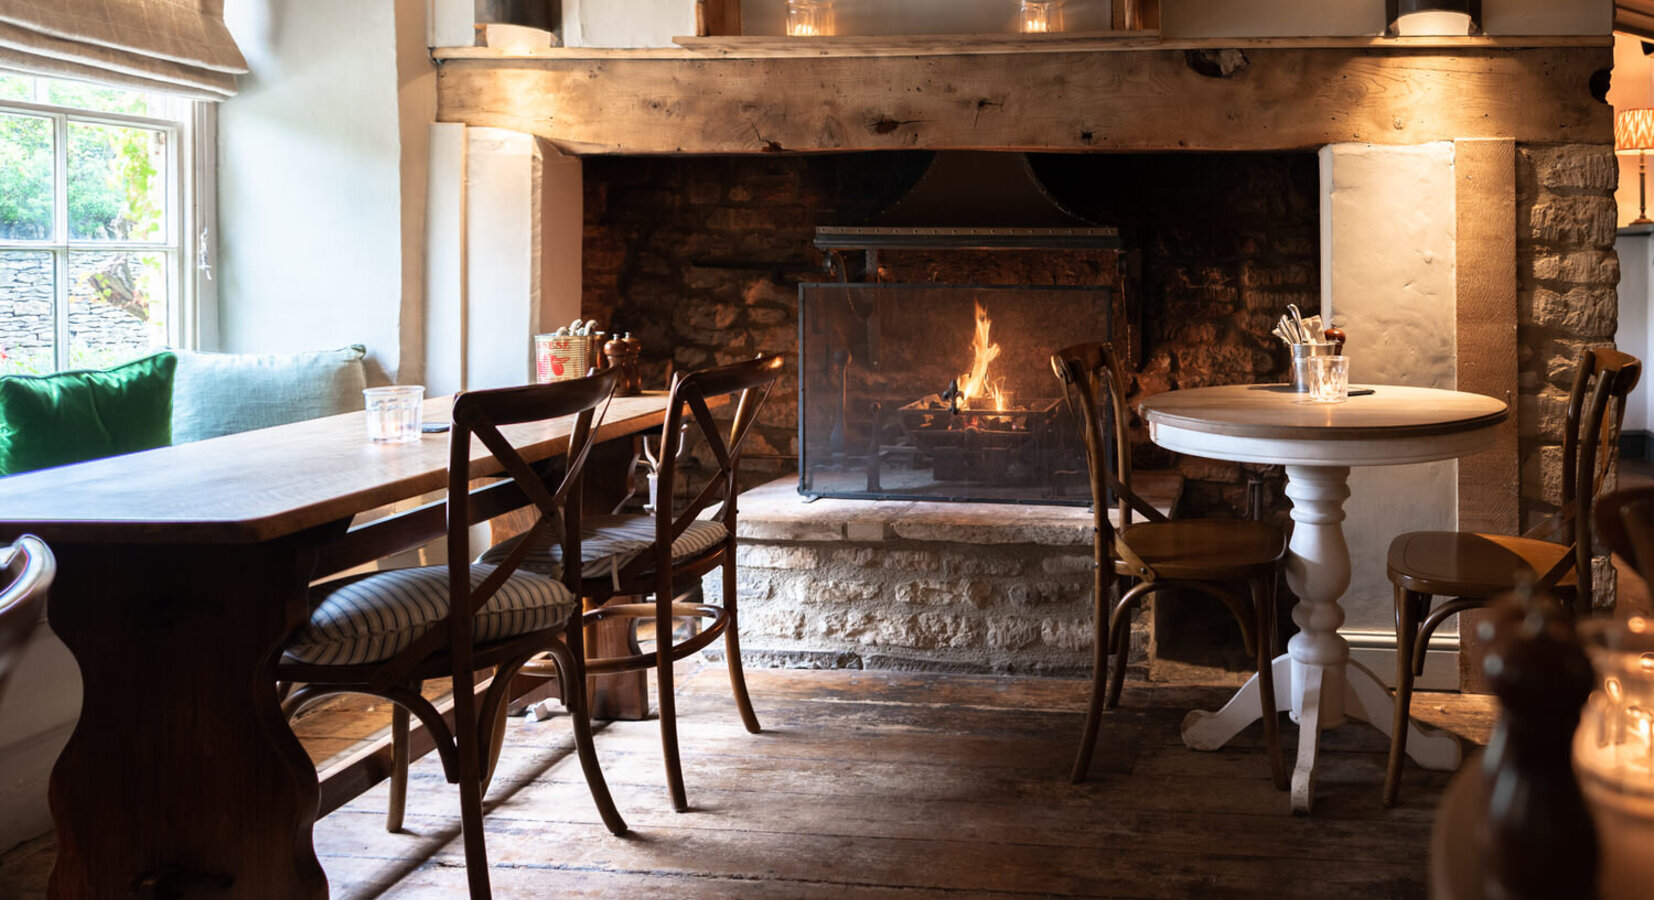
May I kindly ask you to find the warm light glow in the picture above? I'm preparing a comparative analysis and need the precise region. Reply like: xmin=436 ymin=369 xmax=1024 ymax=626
xmin=957 ymin=300 xmax=1008 ymax=412
xmin=1019 ymin=0 xmax=1064 ymax=34
xmin=1393 ymin=10 xmax=1473 ymax=36
xmin=1619 ymin=110 xmax=1654 ymax=154
xmin=786 ymin=0 xmax=834 ymax=37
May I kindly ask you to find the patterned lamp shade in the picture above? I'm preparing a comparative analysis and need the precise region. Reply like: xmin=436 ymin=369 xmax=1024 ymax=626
xmin=1617 ymin=109 xmax=1654 ymax=154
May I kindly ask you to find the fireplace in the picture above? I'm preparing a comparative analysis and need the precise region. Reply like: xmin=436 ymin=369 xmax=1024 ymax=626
xmin=798 ymin=283 xmax=1110 ymax=504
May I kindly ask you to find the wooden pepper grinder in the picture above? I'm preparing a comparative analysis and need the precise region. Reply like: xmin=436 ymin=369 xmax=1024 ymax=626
xmin=604 ymin=332 xmax=643 ymax=395
xmin=1479 ymin=584 xmax=1597 ymax=900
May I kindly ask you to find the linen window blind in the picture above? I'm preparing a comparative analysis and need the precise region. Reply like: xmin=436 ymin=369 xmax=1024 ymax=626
xmin=0 ymin=0 xmax=246 ymax=99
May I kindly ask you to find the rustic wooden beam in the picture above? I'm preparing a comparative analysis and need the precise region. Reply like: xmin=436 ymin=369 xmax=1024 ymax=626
xmin=1452 ymin=138 xmax=1519 ymax=693
xmin=436 ymin=45 xmax=1611 ymax=156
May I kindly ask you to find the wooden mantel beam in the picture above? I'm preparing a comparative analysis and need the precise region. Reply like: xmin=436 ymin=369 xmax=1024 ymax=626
xmin=435 ymin=43 xmax=1611 ymax=156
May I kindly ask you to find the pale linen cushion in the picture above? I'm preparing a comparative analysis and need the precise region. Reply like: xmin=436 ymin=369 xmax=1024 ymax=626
xmin=171 ymin=344 xmax=368 ymax=443
xmin=283 ymin=564 xmax=576 ymax=666
xmin=478 ymin=517 xmax=727 ymax=582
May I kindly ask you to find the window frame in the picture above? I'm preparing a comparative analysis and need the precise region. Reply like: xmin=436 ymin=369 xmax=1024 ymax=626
xmin=0 ymin=82 xmax=204 ymax=372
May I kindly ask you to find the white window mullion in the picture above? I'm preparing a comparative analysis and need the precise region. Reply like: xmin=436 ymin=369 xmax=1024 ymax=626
xmin=51 ymin=112 xmax=68 ymax=370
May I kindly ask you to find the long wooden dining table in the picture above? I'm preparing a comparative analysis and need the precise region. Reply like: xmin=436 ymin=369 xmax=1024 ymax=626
xmin=0 ymin=391 xmax=677 ymax=899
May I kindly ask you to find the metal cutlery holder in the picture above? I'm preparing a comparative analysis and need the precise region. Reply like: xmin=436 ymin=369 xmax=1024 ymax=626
xmin=1289 ymin=342 xmax=1338 ymax=393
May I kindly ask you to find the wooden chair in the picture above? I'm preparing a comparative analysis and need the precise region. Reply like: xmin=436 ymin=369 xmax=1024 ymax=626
xmin=1052 ymin=343 xmax=1286 ymax=788
xmin=492 ymin=354 xmax=785 ymax=812
xmin=1595 ymin=483 xmax=1654 ymax=585
xmin=279 ymin=369 xmax=627 ymax=900
xmin=0 ymin=535 xmax=55 ymax=709
xmin=1383 ymin=346 xmax=1642 ymax=806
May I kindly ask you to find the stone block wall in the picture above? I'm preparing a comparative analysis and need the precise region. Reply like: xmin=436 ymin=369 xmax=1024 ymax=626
xmin=710 ymin=480 xmax=1129 ymax=675
xmin=1517 ymin=144 xmax=1622 ymax=546
xmin=0 ymin=252 xmax=157 ymax=372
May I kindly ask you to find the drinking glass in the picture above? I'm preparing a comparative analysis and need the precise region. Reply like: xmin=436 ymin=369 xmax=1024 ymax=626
xmin=1576 ymin=617 xmax=1654 ymax=900
xmin=363 ymin=385 xmax=424 ymax=443
xmin=1305 ymin=355 xmax=1349 ymax=404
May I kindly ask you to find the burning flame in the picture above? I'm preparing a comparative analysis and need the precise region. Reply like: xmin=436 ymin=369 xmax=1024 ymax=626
xmin=957 ymin=300 xmax=1008 ymax=412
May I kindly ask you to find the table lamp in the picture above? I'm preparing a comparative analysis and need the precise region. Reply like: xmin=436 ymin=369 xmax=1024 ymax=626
xmin=1617 ymin=108 xmax=1654 ymax=226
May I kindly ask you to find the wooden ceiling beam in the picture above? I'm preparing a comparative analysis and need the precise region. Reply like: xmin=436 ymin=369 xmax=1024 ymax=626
xmin=435 ymin=45 xmax=1611 ymax=156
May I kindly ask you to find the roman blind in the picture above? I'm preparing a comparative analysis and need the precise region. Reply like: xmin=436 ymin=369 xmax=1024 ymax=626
xmin=0 ymin=0 xmax=246 ymax=100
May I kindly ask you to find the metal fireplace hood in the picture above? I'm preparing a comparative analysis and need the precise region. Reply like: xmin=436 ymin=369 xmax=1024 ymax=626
xmin=814 ymin=151 xmax=1121 ymax=252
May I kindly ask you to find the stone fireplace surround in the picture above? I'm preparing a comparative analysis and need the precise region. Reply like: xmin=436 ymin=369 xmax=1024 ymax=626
xmin=437 ymin=40 xmax=1617 ymax=685
xmin=574 ymin=142 xmax=1618 ymax=684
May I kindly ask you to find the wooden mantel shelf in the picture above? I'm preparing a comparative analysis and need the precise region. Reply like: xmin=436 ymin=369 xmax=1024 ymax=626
xmin=432 ymin=33 xmax=1609 ymax=61
xmin=434 ymin=36 xmax=1612 ymax=156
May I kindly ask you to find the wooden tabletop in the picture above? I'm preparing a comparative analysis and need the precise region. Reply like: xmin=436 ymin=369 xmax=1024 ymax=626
xmin=1138 ymin=384 xmax=1508 ymax=440
xmin=0 ymin=391 xmax=674 ymax=545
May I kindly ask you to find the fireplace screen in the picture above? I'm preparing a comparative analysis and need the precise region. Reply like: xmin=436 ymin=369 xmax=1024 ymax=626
xmin=799 ymin=283 xmax=1111 ymax=505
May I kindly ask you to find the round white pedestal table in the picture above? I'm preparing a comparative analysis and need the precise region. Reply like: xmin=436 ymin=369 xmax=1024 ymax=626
xmin=1139 ymin=384 xmax=1508 ymax=814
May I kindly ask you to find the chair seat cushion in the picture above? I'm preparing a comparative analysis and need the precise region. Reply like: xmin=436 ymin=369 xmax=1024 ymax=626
xmin=1387 ymin=531 xmax=1574 ymax=597
xmin=1117 ymin=519 xmax=1285 ymax=577
xmin=479 ymin=517 xmax=727 ymax=582
xmin=283 ymin=564 xmax=576 ymax=666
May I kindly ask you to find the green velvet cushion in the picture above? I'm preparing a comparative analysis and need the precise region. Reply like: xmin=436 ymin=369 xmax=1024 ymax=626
xmin=171 ymin=344 xmax=368 ymax=443
xmin=0 ymin=352 xmax=177 ymax=476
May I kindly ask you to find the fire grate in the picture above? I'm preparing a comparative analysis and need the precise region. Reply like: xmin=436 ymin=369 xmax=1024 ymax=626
xmin=799 ymin=283 xmax=1110 ymax=505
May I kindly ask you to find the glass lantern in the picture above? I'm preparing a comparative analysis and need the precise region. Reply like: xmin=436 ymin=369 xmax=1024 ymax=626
xmin=786 ymin=0 xmax=835 ymax=37
xmin=1575 ymin=616 xmax=1654 ymax=900
xmin=1019 ymin=0 xmax=1065 ymax=34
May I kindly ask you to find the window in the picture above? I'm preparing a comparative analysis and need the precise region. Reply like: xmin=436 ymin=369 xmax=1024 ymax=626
xmin=0 ymin=73 xmax=201 ymax=375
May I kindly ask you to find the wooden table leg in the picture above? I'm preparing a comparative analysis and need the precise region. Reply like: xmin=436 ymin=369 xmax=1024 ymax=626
xmin=585 ymin=596 xmax=650 ymax=721
xmin=45 ymin=541 xmax=326 ymax=899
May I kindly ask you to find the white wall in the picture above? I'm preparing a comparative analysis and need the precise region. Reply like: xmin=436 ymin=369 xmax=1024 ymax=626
xmin=1613 ymin=33 xmax=1654 ymax=440
xmin=1620 ymin=235 xmax=1651 ymax=437
xmin=1321 ymin=142 xmax=1461 ymax=685
xmin=217 ymin=0 xmax=412 ymax=380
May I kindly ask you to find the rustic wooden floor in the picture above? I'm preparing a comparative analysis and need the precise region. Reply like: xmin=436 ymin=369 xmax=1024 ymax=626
xmin=0 ymin=666 xmax=1496 ymax=899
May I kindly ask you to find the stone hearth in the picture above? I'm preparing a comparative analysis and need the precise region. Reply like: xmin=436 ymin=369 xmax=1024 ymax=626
xmin=710 ymin=476 xmax=1178 ymax=675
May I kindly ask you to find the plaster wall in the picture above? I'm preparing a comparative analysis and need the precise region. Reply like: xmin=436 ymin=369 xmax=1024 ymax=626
xmin=1320 ymin=143 xmax=1460 ymax=638
xmin=217 ymin=0 xmax=409 ymax=380
xmin=562 ymin=0 xmax=698 ymax=47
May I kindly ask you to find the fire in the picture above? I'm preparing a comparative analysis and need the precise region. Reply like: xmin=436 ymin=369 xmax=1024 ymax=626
xmin=957 ymin=300 xmax=1008 ymax=412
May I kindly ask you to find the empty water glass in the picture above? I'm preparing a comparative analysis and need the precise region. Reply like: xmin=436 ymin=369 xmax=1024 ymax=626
xmin=1306 ymin=356 xmax=1350 ymax=404
xmin=363 ymin=386 xmax=424 ymax=443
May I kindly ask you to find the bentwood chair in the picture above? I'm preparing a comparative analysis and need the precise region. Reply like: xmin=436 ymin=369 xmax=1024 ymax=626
xmin=1052 ymin=343 xmax=1287 ymax=788
xmin=1595 ymin=484 xmax=1654 ymax=585
xmin=279 ymin=369 xmax=627 ymax=899
xmin=1383 ymin=347 xmax=1641 ymax=806
xmin=0 ymin=535 xmax=55 ymax=708
xmin=490 ymin=353 xmax=785 ymax=811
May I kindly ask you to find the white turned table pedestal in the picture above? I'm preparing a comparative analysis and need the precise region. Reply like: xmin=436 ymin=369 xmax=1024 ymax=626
xmin=1139 ymin=384 xmax=1508 ymax=814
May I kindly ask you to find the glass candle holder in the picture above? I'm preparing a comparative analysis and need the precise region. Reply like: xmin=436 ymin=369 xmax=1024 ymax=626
xmin=1576 ymin=617 xmax=1654 ymax=900
xmin=786 ymin=0 xmax=834 ymax=36
xmin=1019 ymin=0 xmax=1065 ymax=33
xmin=1305 ymin=355 xmax=1349 ymax=404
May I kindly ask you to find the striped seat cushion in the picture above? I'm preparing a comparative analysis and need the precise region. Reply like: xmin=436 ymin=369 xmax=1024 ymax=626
xmin=283 ymin=564 xmax=576 ymax=666
xmin=478 ymin=517 xmax=727 ymax=584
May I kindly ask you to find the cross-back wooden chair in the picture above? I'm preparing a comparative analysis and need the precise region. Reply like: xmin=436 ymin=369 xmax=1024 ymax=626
xmin=492 ymin=353 xmax=785 ymax=812
xmin=278 ymin=369 xmax=626 ymax=900
xmin=0 ymin=535 xmax=55 ymax=709
xmin=1595 ymin=483 xmax=1654 ymax=585
xmin=1384 ymin=346 xmax=1641 ymax=806
xmin=1052 ymin=342 xmax=1286 ymax=788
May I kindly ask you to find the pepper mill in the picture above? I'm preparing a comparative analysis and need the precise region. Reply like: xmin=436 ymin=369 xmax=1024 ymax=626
xmin=604 ymin=332 xmax=643 ymax=395
xmin=1479 ymin=585 xmax=1598 ymax=900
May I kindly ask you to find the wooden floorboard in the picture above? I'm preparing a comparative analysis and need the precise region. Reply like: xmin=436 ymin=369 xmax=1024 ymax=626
xmin=0 ymin=667 xmax=1494 ymax=899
